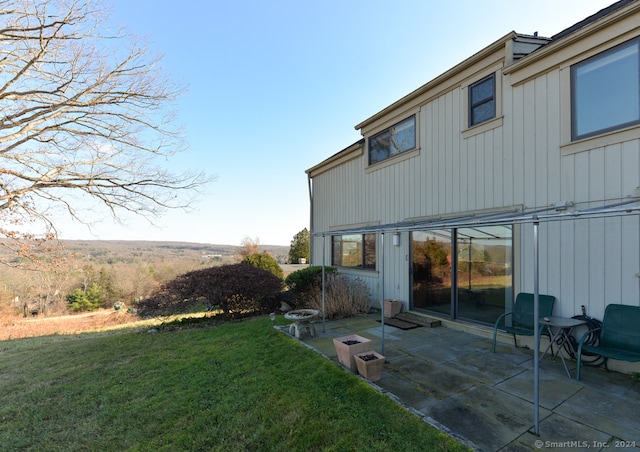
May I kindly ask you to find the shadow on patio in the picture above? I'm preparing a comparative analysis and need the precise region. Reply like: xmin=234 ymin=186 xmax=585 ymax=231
xmin=284 ymin=313 xmax=640 ymax=452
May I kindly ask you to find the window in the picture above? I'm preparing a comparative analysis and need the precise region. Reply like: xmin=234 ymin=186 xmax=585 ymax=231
xmin=332 ymin=234 xmax=376 ymax=269
xmin=469 ymin=74 xmax=496 ymax=127
xmin=368 ymin=116 xmax=416 ymax=165
xmin=571 ymin=38 xmax=640 ymax=141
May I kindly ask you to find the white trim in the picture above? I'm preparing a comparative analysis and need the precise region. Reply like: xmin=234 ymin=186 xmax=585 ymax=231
xmin=561 ymin=125 xmax=640 ymax=156
xmin=462 ymin=116 xmax=504 ymax=139
xmin=365 ymin=147 xmax=420 ymax=173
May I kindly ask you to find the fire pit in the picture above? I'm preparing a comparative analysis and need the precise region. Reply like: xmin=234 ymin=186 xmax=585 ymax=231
xmin=284 ymin=309 xmax=319 ymax=338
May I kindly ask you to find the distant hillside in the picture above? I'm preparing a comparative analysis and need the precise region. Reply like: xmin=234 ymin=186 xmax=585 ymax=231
xmin=59 ymin=240 xmax=290 ymax=263
xmin=0 ymin=239 xmax=294 ymax=317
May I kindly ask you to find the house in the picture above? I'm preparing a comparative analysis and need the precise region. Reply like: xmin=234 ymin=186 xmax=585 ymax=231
xmin=306 ymin=0 xmax=640 ymax=353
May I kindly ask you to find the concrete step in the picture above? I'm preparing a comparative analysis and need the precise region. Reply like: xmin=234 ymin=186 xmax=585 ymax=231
xmin=395 ymin=312 xmax=441 ymax=328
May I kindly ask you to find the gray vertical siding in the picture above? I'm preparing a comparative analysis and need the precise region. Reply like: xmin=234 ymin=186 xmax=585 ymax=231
xmin=311 ymin=40 xmax=640 ymax=320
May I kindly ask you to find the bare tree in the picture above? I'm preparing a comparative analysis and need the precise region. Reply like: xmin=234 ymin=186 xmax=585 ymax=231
xmin=239 ymin=236 xmax=260 ymax=258
xmin=0 ymin=0 xmax=210 ymax=262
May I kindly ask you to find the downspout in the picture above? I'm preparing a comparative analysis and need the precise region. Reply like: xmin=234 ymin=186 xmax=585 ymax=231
xmin=310 ymin=174 xmax=325 ymax=333
xmin=322 ymin=234 xmax=326 ymax=333
xmin=307 ymin=173 xmax=314 ymax=263
xmin=380 ymin=232 xmax=385 ymax=355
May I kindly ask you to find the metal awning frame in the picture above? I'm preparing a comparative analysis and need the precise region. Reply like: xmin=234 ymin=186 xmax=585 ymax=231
xmin=313 ymin=198 xmax=640 ymax=239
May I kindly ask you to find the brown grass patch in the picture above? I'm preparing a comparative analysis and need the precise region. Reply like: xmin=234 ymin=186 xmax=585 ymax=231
xmin=0 ymin=309 xmax=155 ymax=340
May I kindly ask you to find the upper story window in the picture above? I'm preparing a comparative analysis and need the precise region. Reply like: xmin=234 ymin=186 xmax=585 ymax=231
xmin=332 ymin=234 xmax=376 ymax=269
xmin=571 ymin=38 xmax=640 ymax=141
xmin=469 ymin=74 xmax=496 ymax=127
xmin=368 ymin=115 xmax=416 ymax=165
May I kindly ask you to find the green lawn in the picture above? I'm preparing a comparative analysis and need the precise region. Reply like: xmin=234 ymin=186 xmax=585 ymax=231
xmin=0 ymin=317 xmax=468 ymax=451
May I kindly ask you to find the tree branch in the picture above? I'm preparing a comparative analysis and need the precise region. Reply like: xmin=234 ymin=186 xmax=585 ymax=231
xmin=0 ymin=0 xmax=212 ymax=260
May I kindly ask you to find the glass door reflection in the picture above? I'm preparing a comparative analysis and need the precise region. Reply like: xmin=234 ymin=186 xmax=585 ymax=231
xmin=411 ymin=225 xmax=513 ymax=326
xmin=411 ymin=230 xmax=453 ymax=317
xmin=456 ymin=226 xmax=512 ymax=325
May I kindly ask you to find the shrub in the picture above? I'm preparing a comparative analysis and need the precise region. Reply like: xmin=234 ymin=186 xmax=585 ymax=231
xmin=137 ymin=263 xmax=282 ymax=319
xmin=241 ymin=252 xmax=283 ymax=279
xmin=66 ymin=283 xmax=104 ymax=312
xmin=300 ymin=273 xmax=371 ymax=319
xmin=285 ymin=265 xmax=336 ymax=294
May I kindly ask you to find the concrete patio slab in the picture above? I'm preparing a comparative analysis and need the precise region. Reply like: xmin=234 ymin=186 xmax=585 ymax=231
xmin=383 ymin=355 xmax=476 ymax=400
xmin=495 ymin=368 xmax=584 ymax=410
xmin=511 ymin=413 xmax=613 ymax=451
xmin=445 ymin=351 xmax=530 ymax=386
xmin=555 ymin=384 xmax=640 ymax=443
xmin=291 ymin=313 xmax=640 ymax=451
xmin=427 ymin=385 xmax=552 ymax=452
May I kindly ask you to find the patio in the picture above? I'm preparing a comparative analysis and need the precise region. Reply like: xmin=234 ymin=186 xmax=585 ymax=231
xmin=284 ymin=313 xmax=640 ymax=451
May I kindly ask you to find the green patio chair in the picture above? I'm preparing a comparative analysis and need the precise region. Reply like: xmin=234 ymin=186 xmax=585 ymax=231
xmin=491 ymin=292 xmax=556 ymax=353
xmin=576 ymin=304 xmax=640 ymax=380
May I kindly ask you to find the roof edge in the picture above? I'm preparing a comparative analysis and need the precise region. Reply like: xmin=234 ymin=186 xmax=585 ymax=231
xmin=551 ymin=0 xmax=636 ymax=41
xmin=354 ymin=31 xmax=517 ymax=131
xmin=306 ymin=139 xmax=364 ymax=177
xmin=505 ymin=0 xmax=640 ymax=75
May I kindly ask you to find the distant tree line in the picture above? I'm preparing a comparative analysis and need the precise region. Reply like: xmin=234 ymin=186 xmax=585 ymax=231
xmin=0 ymin=229 xmax=310 ymax=317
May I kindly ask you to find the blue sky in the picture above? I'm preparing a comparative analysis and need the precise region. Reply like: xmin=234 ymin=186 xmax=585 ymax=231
xmin=58 ymin=0 xmax=616 ymax=246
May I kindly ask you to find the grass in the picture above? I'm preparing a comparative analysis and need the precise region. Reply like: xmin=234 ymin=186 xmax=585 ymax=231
xmin=0 ymin=317 xmax=468 ymax=451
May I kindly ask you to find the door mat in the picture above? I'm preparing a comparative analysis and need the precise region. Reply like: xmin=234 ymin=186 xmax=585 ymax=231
xmin=377 ymin=318 xmax=420 ymax=330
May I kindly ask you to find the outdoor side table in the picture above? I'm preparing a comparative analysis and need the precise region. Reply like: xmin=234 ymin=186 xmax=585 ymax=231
xmin=539 ymin=316 xmax=586 ymax=378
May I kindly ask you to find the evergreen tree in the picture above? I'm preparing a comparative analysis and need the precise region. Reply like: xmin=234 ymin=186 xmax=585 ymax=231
xmin=66 ymin=283 xmax=104 ymax=312
xmin=288 ymin=228 xmax=310 ymax=264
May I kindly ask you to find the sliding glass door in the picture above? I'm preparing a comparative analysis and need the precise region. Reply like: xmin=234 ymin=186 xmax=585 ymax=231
xmin=456 ymin=226 xmax=512 ymax=324
xmin=411 ymin=225 xmax=513 ymax=325
xmin=411 ymin=230 xmax=453 ymax=316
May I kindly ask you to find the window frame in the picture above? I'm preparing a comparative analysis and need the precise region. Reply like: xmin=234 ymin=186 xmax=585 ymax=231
xmin=368 ymin=115 xmax=416 ymax=166
xmin=570 ymin=37 xmax=640 ymax=141
xmin=468 ymin=73 xmax=496 ymax=127
xmin=331 ymin=234 xmax=376 ymax=270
